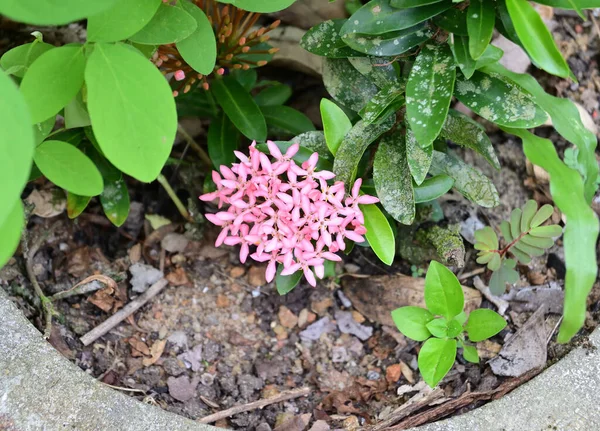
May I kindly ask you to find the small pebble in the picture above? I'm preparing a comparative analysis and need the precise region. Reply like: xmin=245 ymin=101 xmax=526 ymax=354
xmin=367 ymin=370 xmax=380 ymax=380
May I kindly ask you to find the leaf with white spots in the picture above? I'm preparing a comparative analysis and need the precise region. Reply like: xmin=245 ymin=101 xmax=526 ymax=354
xmin=341 ymin=0 xmax=452 ymax=36
xmin=359 ymin=82 xmax=405 ymax=125
xmin=406 ymin=43 xmax=456 ymax=148
xmin=406 ymin=128 xmax=432 ymax=185
xmin=391 ymin=0 xmax=446 ymax=7
xmin=301 ymin=19 xmax=363 ymax=58
xmin=323 ymin=58 xmax=379 ymax=112
xmin=440 ymin=109 xmax=500 ymax=169
xmin=467 ymin=0 xmax=495 ymax=59
xmin=454 ymin=70 xmax=548 ymax=128
xmin=374 ymin=132 xmax=415 ymax=224
xmin=433 ymin=7 xmax=468 ymax=36
xmin=342 ymin=23 xmax=433 ymax=57
xmin=430 ymin=150 xmax=499 ymax=208
xmin=348 ymin=56 xmax=399 ymax=88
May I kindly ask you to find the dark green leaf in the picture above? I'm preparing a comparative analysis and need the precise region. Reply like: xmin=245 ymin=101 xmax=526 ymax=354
xmin=414 ymin=174 xmax=454 ymax=203
xmin=433 ymin=8 xmax=468 ymax=36
xmin=100 ymin=176 xmax=130 ymax=227
xmin=208 ymin=113 xmax=239 ymax=169
xmin=0 ymin=200 xmax=24 ymax=269
xmin=466 ymin=308 xmax=507 ymax=341
xmin=391 ymin=0 xmax=445 ymax=7
xmin=348 ymin=56 xmax=399 ymax=88
xmin=0 ymin=41 xmax=54 ymax=78
xmin=87 ymin=0 xmax=162 ymax=43
xmin=322 ymin=58 xmax=379 ymax=112
xmin=452 ymin=35 xmax=475 ymax=79
xmin=261 ymin=106 xmax=315 ymax=136
xmin=342 ymin=24 xmax=433 ymax=57
xmin=0 ymin=0 xmax=119 ymax=25
xmin=129 ymin=3 xmax=197 ymax=45
xmin=425 ymin=261 xmax=464 ymax=319
xmin=361 ymin=203 xmax=396 ymax=265
xmin=406 ymin=128 xmax=433 ymax=185
xmin=391 ymin=306 xmax=434 ymax=341
xmin=418 ymin=337 xmax=456 ymax=387
xmin=66 ymin=193 xmax=91 ymax=219
xmin=359 ymin=82 xmax=405 ymax=125
xmin=276 ymin=265 xmax=302 ymax=294
xmin=231 ymin=69 xmax=257 ymax=91
xmin=301 ymin=19 xmax=361 ymax=58
xmin=467 ymin=0 xmax=495 ymax=59
xmin=176 ymin=0 xmax=216 ymax=74
xmin=254 ymin=84 xmax=292 ymax=106
xmin=321 ymin=99 xmax=352 ymax=156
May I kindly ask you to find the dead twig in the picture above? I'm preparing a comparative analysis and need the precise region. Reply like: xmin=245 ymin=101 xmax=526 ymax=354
xmin=177 ymin=123 xmax=212 ymax=167
xmin=473 ymin=276 xmax=509 ymax=316
xmin=197 ymin=387 xmax=311 ymax=424
xmin=80 ymin=278 xmax=169 ymax=346
xmin=50 ymin=274 xmax=118 ymax=301
xmin=458 ymin=267 xmax=485 ymax=281
xmin=371 ymin=389 xmax=445 ymax=430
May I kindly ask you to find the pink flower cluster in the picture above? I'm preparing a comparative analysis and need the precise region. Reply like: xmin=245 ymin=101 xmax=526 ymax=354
xmin=199 ymin=142 xmax=378 ymax=286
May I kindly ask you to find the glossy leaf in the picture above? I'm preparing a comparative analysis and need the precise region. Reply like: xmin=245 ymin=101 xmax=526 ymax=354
xmin=452 ymin=35 xmax=475 ymax=79
xmin=429 ymin=150 xmax=499 ymax=208
xmin=321 ymin=98 xmax=352 ymax=156
xmin=467 ymin=0 xmax=495 ymax=59
xmin=406 ymin=43 xmax=456 ymax=148
xmin=64 ymin=92 xmax=91 ymax=129
xmin=34 ymin=140 xmax=104 ymax=196
xmin=342 ymin=24 xmax=433 ymax=57
xmin=440 ymin=109 xmax=500 ymax=169
xmin=301 ymin=19 xmax=360 ymax=58
xmin=86 ymin=43 xmax=177 ymax=182
xmin=0 ymin=0 xmax=119 ymax=25
xmin=211 ymin=76 xmax=267 ymax=141
xmin=101 ymin=177 xmax=130 ymax=227
xmin=374 ymin=133 xmax=415 ymax=224
xmin=433 ymin=8 xmax=468 ymax=36
xmin=276 ymin=265 xmax=303 ymax=295
xmin=466 ymin=309 xmax=507 ymax=341
xmin=461 ymin=343 xmax=479 ymax=363
xmin=426 ymin=318 xmax=450 ymax=338
xmin=176 ymin=0 xmax=217 ymax=74
xmin=261 ymin=106 xmax=315 ymax=136
xmin=129 ymin=3 xmax=197 ymax=45
xmin=534 ymin=0 xmax=599 ymax=9
xmin=425 ymin=260 xmax=464 ymax=319
xmin=231 ymin=69 xmax=257 ymax=91
xmin=322 ymin=58 xmax=379 ymax=112
xmin=348 ymin=57 xmax=399 ymax=88
xmin=226 ymin=0 xmax=297 ymax=13
xmin=454 ymin=71 xmax=548 ymax=128
xmin=33 ymin=116 xmax=56 ymax=146
xmin=20 ymin=45 xmax=86 ymax=124
xmin=418 ymin=337 xmax=456 ymax=387
xmin=0 ymin=41 xmax=54 ymax=78
xmin=0 ymin=201 xmax=24 ymax=269
xmin=360 ymin=203 xmax=396 ymax=266
xmin=391 ymin=0 xmax=445 ymax=7
xmin=405 ymin=128 xmax=432 ymax=185
xmin=254 ymin=84 xmax=292 ymax=107
xmin=87 ymin=0 xmax=162 ymax=43
xmin=391 ymin=306 xmax=434 ymax=341
xmin=359 ymin=82 xmax=405 ymax=125
xmin=67 ymin=193 xmax=91 ymax=219
xmin=414 ymin=174 xmax=454 ymax=203
xmin=208 ymin=113 xmax=239 ymax=170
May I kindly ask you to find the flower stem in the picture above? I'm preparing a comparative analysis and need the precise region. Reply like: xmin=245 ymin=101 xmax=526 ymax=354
xmin=156 ymin=173 xmax=194 ymax=222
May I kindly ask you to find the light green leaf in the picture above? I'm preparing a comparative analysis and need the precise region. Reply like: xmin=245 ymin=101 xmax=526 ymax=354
xmin=254 ymin=84 xmax=292 ymax=107
xmin=176 ymin=0 xmax=216 ymax=75
xmin=534 ymin=0 xmax=598 ymax=11
xmin=129 ymin=3 xmax=197 ymax=45
xmin=64 ymin=92 xmax=91 ymax=129
xmin=504 ymin=128 xmax=599 ymax=343
xmin=323 ymin=58 xmax=379 ymax=112
xmin=474 ymin=45 xmax=504 ymax=70
xmin=474 ymin=226 xmax=498 ymax=250
xmin=426 ymin=318 xmax=450 ymax=338
xmin=333 ymin=117 xmax=395 ymax=187
xmin=208 ymin=112 xmax=239 ymax=170
xmin=20 ymin=45 xmax=86 ymax=124
xmin=454 ymin=71 xmax=548 ymax=128
xmin=520 ymin=200 xmax=538 ymax=232
xmin=374 ymin=133 xmax=415 ymax=224
xmin=0 ymin=71 xmax=34 ymax=227
xmin=301 ymin=19 xmax=361 ymax=58
xmin=414 ymin=175 xmax=454 ymax=203
xmin=466 ymin=308 xmax=507 ymax=341
xmin=33 ymin=116 xmax=56 ymax=146
xmin=430 ymin=150 xmax=499 ymax=207
xmin=452 ymin=35 xmax=475 ymax=79
xmin=100 ymin=176 xmax=130 ymax=227
xmin=360 ymin=203 xmax=396 ymax=266
xmin=530 ymin=225 xmax=563 ymax=238
xmin=321 ymin=99 xmax=352 ymax=156
xmin=66 ymin=193 xmax=91 ymax=219
xmin=87 ymin=0 xmax=162 ymax=42
xmin=0 ymin=200 xmax=24 ymax=269
xmin=391 ymin=306 xmax=434 ymax=341
xmin=489 ymin=258 xmax=519 ymax=295
xmin=85 ymin=43 xmax=177 ymax=182
xmin=425 ymin=260 xmax=464 ymax=319
xmin=342 ymin=24 xmax=433 ymax=57
xmin=461 ymin=343 xmax=479 ymax=363
xmin=359 ymin=82 xmax=405 ymax=125
xmin=225 ymin=0 xmax=297 ymax=13
xmin=34 ymin=140 xmax=104 ymax=196
xmin=0 ymin=41 xmax=54 ymax=78
xmin=261 ymin=106 xmax=315 ymax=136
xmin=418 ymin=337 xmax=456 ymax=387
xmin=406 ymin=128 xmax=432 ymax=185
xmin=211 ymin=76 xmax=267 ymax=141
xmin=440 ymin=109 xmax=499 ymax=169
xmin=406 ymin=43 xmax=456 ymax=148
xmin=0 ymin=0 xmax=119 ymax=25
xmin=276 ymin=265 xmax=303 ymax=295
xmin=446 ymin=318 xmax=463 ymax=338
xmin=506 ymin=0 xmax=573 ymax=79
xmin=467 ymin=0 xmax=495 ymax=59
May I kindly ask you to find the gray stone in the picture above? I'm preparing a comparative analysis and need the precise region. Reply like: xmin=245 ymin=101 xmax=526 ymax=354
xmin=335 ymin=309 xmax=373 ymax=341
xmin=130 ymin=263 xmax=163 ymax=293
xmin=161 ymin=233 xmax=189 ymax=253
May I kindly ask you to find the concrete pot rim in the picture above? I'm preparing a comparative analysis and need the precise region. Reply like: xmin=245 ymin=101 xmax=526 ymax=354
xmin=1 ymin=288 xmax=599 ymax=431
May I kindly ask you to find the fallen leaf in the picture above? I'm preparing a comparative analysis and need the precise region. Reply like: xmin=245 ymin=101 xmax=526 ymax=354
xmin=88 ymin=278 xmax=126 ymax=313
xmin=166 ymin=267 xmax=191 ymax=286
xmin=143 ymin=339 xmax=167 ymax=367
xmin=128 ymin=337 xmax=150 ymax=357
xmin=25 ymin=189 xmax=66 ymax=218
xmin=386 ymin=364 xmax=402 ymax=384
xmin=128 ymin=244 xmax=142 ymax=264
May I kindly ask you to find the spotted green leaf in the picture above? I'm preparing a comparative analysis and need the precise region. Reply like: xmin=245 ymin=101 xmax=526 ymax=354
xmin=452 ymin=35 xmax=475 ymax=79
xmin=0 ymin=41 xmax=54 ymax=78
xmin=361 ymin=203 xmax=396 ymax=265
xmin=176 ymin=0 xmax=217 ymax=75
xmin=433 ymin=8 xmax=468 ymax=36
xmin=414 ymin=174 xmax=454 ymax=203
xmin=0 ymin=201 xmax=24 ymax=269
xmin=291 ymin=131 xmax=331 ymax=160
xmin=323 ymin=58 xmax=379 ymax=112
xmin=467 ymin=0 xmax=495 ymax=60
xmin=406 ymin=128 xmax=433 ymax=185
xmin=430 ymin=150 xmax=499 ymax=208
xmin=301 ymin=19 xmax=361 ymax=58
xmin=454 ymin=71 xmax=548 ymax=128
xmin=0 ymin=0 xmax=119 ymax=25
xmin=348 ymin=56 xmax=399 ymax=88
xmin=391 ymin=306 xmax=434 ymax=341
xmin=342 ymin=24 xmax=433 ymax=57
xmin=87 ymin=0 xmax=162 ymax=43
xmin=129 ymin=3 xmax=197 ymax=45
xmin=321 ymin=98 xmax=352 ymax=156
xmin=359 ymin=82 xmax=405 ymax=125
xmin=418 ymin=337 xmax=456 ymax=387
xmin=101 ymin=176 xmax=130 ymax=227
xmin=208 ymin=113 xmax=239 ymax=169
xmin=66 ymin=193 xmax=91 ymax=219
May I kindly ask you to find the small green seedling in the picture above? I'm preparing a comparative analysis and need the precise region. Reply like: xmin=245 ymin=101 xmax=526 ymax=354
xmin=391 ymin=261 xmax=507 ymax=387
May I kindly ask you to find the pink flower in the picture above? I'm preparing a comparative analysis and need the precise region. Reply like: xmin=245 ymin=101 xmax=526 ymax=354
xmin=199 ymin=141 xmax=378 ymax=288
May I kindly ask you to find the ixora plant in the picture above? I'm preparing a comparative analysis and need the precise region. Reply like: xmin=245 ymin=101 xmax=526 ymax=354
xmin=300 ymin=0 xmax=599 ymax=343
xmin=392 ymin=261 xmax=507 ymax=387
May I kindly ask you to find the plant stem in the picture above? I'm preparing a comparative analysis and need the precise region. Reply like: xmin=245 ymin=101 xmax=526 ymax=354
xmin=156 ymin=173 xmax=194 ymax=222
xmin=177 ymin=123 xmax=212 ymax=167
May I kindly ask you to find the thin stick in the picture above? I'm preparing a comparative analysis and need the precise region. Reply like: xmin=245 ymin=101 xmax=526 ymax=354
xmin=458 ymin=267 xmax=485 ymax=281
xmin=177 ymin=123 xmax=212 ymax=167
xmin=102 ymin=383 xmax=147 ymax=394
xmin=156 ymin=174 xmax=194 ymax=222
xmin=80 ymin=279 xmax=169 ymax=346
xmin=473 ymin=276 xmax=509 ymax=316
xmin=198 ymin=387 xmax=311 ymax=424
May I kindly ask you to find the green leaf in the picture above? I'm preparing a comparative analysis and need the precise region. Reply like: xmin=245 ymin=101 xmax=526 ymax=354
xmin=129 ymin=3 xmax=197 ymax=45
xmin=454 ymin=71 xmax=548 ymax=128
xmin=504 ymin=128 xmax=599 ymax=343
xmin=342 ymin=24 xmax=433 ymax=57
xmin=474 ymin=226 xmax=498 ymax=250
xmin=534 ymin=0 xmax=599 ymax=10
xmin=483 ymin=63 xmax=598 ymax=202
xmin=461 ymin=343 xmax=479 ymax=363
xmin=530 ymin=225 xmax=563 ymax=238
xmin=467 ymin=0 xmax=495 ymax=59
xmin=359 ymin=82 xmax=405 ymax=125
xmin=433 ymin=7 xmax=468 ymax=36
xmin=465 ymin=308 xmax=507 ymax=341
xmin=361 ymin=203 xmax=396 ymax=265
xmin=374 ymin=133 xmax=415 ymax=224
xmin=66 ymin=193 xmax=91 ymax=219
xmin=34 ymin=140 xmax=104 ymax=196
xmin=446 ymin=319 xmax=463 ymax=338
xmin=426 ymin=318 xmax=449 ymax=338
xmin=429 ymin=151 xmax=499 ymax=207
xmin=231 ymin=69 xmax=257 ymax=91
xmin=86 ymin=43 xmax=177 ymax=182
xmin=20 ymin=45 xmax=86 ymax=124
xmin=406 ymin=43 xmax=456 ymax=148
xmin=211 ymin=76 xmax=267 ymax=141
xmin=33 ymin=116 xmax=56 ymax=146
xmin=301 ymin=19 xmax=361 ymax=58
xmin=176 ymin=0 xmax=216 ymax=75
xmin=0 ymin=200 xmax=24 ymax=269
xmin=100 ymin=176 xmax=130 ymax=227
xmin=474 ymin=45 xmax=504 ymax=70
xmin=510 ymin=207 xmax=522 ymax=239
xmin=454 ymin=311 xmax=467 ymax=326
xmin=341 ymin=0 xmax=452 ymax=35
xmin=531 ymin=204 xmax=555 ymax=228
xmin=414 ymin=175 xmax=454 ymax=203
xmin=261 ymin=106 xmax=315 ymax=136
xmin=405 ymin=128 xmax=433 ymax=185
xmin=500 ymin=220 xmax=514 ymax=243
xmin=520 ymin=199 xmax=538 ymax=232
xmin=519 ymin=235 xmax=554 ymax=249
xmin=506 ymin=0 xmax=573 ymax=79
xmin=207 ymin=113 xmax=239 ymax=170
xmin=0 ymin=72 xmax=35 ymax=227
xmin=87 ymin=0 xmax=162 ymax=42
xmin=291 ymin=131 xmax=332 ymax=159
xmin=489 ymin=258 xmax=519 ymax=295
xmin=391 ymin=0 xmax=446 ymax=7
xmin=348 ymin=57 xmax=399 ymax=89
xmin=0 ymin=41 xmax=54 ymax=78
xmin=226 ymin=0 xmax=297 ymax=13
xmin=323 ymin=58 xmax=379 ymax=112
xmin=276 ymin=265 xmax=303 ymax=295
xmin=254 ymin=84 xmax=292 ymax=107
xmin=0 ymin=0 xmax=119 ymax=25
xmin=391 ymin=306 xmax=434 ymax=341
xmin=321 ymin=99 xmax=352 ymax=156
xmin=452 ymin=35 xmax=475 ymax=79
xmin=418 ymin=337 xmax=457 ymax=387
xmin=425 ymin=260 xmax=464 ymax=319
xmin=64 ymin=92 xmax=91 ymax=129
xmin=333 ymin=117 xmax=395 ymax=187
